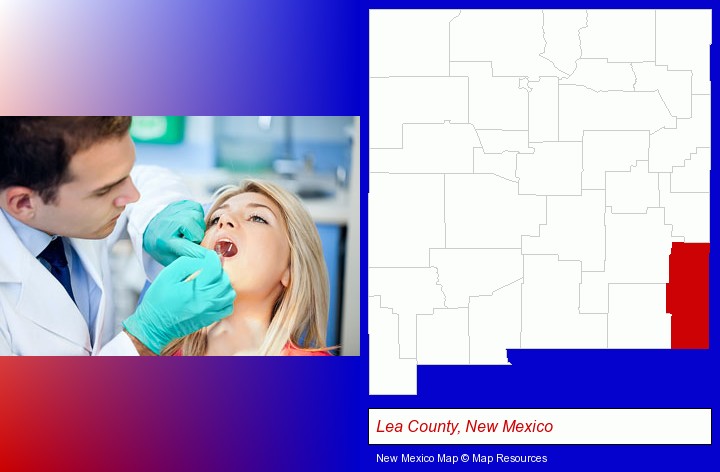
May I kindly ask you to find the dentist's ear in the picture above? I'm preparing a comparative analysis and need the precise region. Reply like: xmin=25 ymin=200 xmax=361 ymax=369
xmin=2 ymin=186 xmax=38 ymax=222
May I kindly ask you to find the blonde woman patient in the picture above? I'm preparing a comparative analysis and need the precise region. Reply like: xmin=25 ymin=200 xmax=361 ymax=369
xmin=163 ymin=179 xmax=332 ymax=356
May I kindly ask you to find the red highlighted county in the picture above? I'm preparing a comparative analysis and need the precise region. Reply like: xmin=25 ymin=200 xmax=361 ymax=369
xmin=667 ymin=242 xmax=710 ymax=349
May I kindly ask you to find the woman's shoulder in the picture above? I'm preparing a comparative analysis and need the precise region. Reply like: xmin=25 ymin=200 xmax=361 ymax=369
xmin=281 ymin=342 xmax=333 ymax=356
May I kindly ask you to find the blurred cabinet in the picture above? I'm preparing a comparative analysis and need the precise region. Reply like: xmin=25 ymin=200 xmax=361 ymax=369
xmin=317 ymin=223 xmax=344 ymax=348
xmin=214 ymin=116 xmax=354 ymax=175
xmin=215 ymin=116 xmax=289 ymax=172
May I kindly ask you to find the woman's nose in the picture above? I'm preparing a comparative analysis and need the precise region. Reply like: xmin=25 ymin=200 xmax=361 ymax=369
xmin=218 ymin=213 xmax=235 ymax=229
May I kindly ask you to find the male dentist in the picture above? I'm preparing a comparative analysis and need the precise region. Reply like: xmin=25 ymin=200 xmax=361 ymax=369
xmin=0 ymin=117 xmax=234 ymax=355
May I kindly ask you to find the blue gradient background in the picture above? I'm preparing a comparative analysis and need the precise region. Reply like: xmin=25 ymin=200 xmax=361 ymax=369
xmin=0 ymin=0 xmax=363 ymax=114
xmin=0 ymin=1 xmax=717 ymax=471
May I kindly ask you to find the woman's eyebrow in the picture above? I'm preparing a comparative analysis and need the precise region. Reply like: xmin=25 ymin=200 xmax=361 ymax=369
xmin=247 ymin=202 xmax=277 ymax=218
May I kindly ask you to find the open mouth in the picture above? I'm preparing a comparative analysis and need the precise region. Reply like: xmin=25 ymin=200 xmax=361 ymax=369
xmin=214 ymin=239 xmax=238 ymax=258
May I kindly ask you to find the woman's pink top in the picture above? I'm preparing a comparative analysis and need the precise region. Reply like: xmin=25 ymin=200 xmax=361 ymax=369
xmin=172 ymin=342 xmax=332 ymax=356
xmin=281 ymin=342 xmax=332 ymax=356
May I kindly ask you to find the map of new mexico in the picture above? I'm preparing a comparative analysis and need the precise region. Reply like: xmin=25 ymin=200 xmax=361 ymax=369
xmin=369 ymin=10 xmax=711 ymax=395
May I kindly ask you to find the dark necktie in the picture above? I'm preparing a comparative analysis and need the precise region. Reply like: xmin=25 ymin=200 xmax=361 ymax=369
xmin=38 ymin=237 xmax=76 ymax=304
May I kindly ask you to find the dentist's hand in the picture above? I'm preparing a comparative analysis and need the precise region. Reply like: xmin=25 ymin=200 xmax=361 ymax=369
xmin=143 ymin=200 xmax=207 ymax=266
xmin=123 ymin=249 xmax=235 ymax=355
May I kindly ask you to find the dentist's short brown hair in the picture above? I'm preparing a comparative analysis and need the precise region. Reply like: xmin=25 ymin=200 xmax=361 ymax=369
xmin=0 ymin=117 xmax=132 ymax=203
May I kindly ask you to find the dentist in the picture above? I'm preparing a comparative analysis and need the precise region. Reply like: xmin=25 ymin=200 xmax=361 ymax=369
xmin=0 ymin=117 xmax=235 ymax=355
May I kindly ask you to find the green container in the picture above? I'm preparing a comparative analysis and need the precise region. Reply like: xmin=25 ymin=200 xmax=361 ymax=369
xmin=130 ymin=116 xmax=185 ymax=144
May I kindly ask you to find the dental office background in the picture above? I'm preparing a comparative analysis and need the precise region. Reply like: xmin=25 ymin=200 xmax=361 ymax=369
xmin=111 ymin=116 xmax=360 ymax=355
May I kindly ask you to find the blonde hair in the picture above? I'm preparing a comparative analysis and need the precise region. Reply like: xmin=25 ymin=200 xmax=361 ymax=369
xmin=162 ymin=179 xmax=330 ymax=356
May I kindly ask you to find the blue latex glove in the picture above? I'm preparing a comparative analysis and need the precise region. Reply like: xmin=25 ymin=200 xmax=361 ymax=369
xmin=143 ymin=200 xmax=207 ymax=267
xmin=123 ymin=249 xmax=235 ymax=354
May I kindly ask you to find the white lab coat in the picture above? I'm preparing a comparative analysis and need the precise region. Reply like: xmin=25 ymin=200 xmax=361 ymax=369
xmin=0 ymin=165 xmax=192 ymax=355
